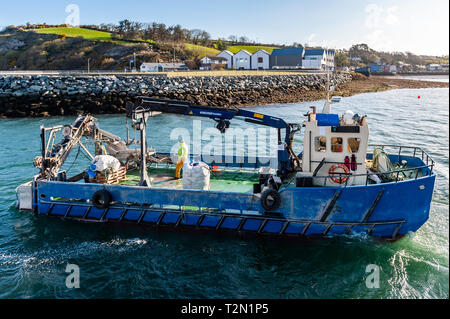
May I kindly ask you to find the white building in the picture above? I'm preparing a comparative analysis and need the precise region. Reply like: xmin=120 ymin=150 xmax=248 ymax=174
xmin=216 ymin=50 xmax=234 ymax=69
xmin=140 ymin=63 xmax=188 ymax=72
xmin=141 ymin=63 xmax=163 ymax=72
xmin=199 ymin=56 xmax=228 ymax=70
xmin=427 ymin=63 xmax=443 ymax=71
xmin=251 ymin=49 xmax=270 ymax=70
xmin=302 ymin=49 xmax=335 ymax=71
xmin=233 ymin=50 xmax=252 ymax=70
xmin=389 ymin=65 xmax=397 ymax=73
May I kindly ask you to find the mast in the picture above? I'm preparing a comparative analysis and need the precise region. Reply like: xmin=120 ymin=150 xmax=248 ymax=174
xmin=322 ymin=48 xmax=331 ymax=113
xmin=326 ymin=48 xmax=330 ymax=102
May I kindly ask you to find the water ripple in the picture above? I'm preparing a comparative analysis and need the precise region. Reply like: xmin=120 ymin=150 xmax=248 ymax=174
xmin=0 ymin=88 xmax=448 ymax=298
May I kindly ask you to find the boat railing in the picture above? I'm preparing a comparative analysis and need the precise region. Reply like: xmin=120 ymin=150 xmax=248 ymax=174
xmin=368 ymin=144 xmax=435 ymax=173
xmin=309 ymin=144 xmax=435 ymax=187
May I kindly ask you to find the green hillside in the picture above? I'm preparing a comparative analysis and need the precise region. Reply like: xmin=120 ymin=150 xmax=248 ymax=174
xmin=226 ymin=45 xmax=279 ymax=54
xmin=33 ymin=27 xmax=113 ymax=41
xmin=185 ymin=43 xmax=220 ymax=56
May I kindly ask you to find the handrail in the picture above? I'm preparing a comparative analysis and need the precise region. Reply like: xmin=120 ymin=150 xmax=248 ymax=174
xmin=367 ymin=144 xmax=435 ymax=174
xmin=306 ymin=144 xmax=435 ymax=187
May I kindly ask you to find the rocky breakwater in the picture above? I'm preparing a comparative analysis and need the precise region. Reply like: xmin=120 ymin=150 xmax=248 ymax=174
xmin=0 ymin=73 xmax=352 ymax=118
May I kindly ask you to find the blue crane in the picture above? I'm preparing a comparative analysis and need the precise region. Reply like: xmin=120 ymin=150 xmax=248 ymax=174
xmin=127 ymin=97 xmax=301 ymax=180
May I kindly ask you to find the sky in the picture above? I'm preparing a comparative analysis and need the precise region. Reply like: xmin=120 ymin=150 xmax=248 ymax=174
xmin=0 ymin=0 xmax=448 ymax=56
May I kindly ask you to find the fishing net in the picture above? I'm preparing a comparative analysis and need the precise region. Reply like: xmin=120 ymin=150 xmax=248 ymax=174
xmin=371 ymin=147 xmax=398 ymax=182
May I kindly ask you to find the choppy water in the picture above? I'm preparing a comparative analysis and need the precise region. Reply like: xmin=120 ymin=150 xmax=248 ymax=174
xmin=0 ymin=88 xmax=448 ymax=299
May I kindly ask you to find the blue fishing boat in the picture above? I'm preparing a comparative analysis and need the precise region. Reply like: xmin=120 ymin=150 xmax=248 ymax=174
xmin=16 ymin=94 xmax=436 ymax=240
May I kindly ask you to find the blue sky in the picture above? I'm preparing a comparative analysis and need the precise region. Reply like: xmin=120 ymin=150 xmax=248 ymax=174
xmin=0 ymin=0 xmax=448 ymax=55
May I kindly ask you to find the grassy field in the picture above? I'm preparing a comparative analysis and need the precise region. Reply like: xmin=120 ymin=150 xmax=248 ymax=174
xmin=30 ymin=28 xmax=278 ymax=57
xmin=33 ymin=27 xmax=113 ymax=41
xmin=32 ymin=27 xmax=158 ymax=45
xmin=184 ymin=43 xmax=220 ymax=56
xmin=226 ymin=45 xmax=279 ymax=54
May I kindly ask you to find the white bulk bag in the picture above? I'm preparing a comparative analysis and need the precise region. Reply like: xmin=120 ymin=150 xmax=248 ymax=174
xmin=182 ymin=162 xmax=194 ymax=189
xmin=92 ymin=155 xmax=121 ymax=172
xmin=183 ymin=162 xmax=210 ymax=190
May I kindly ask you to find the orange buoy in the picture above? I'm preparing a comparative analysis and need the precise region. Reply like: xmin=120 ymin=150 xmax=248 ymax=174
xmin=329 ymin=164 xmax=350 ymax=184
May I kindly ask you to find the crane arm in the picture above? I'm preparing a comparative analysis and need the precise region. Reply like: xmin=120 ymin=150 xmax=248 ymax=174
xmin=128 ymin=98 xmax=300 ymax=177
xmin=129 ymin=97 xmax=289 ymax=129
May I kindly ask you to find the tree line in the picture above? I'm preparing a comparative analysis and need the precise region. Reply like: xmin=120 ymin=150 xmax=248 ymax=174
xmin=335 ymin=43 xmax=432 ymax=68
xmin=18 ymin=21 xmax=278 ymax=49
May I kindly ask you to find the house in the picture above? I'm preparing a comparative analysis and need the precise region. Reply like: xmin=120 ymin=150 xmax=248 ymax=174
xmin=251 ymin=49 xmax=270 ymax=70
xmin=427 ymin=63 xmax=443 ymax=71
xmin=415 ymin=65 xmax=427 ymax=71
xmin=140 ymin=63 xmax=189 ymax=72
xmin=270 ymin=48 xmax=304 ymax=69
xmin=216 ymin=50 xmax=234 ymax=69
xmin=233 ymin=50 xmax=252 ymax=70
xmin=397 ymin=61 xmax=411 ymax=72
xmin=369 ymin=63 xmax=382 ymax=73
xmin=302 ymin=49 xmax=335 ymax=70
xmin=141 ymin=63 xmax=163 ymax=72
xmin=162 ymin=63 xmax=189 ymax=72
xmin=199 ymin=56 xmax=228 ymax=70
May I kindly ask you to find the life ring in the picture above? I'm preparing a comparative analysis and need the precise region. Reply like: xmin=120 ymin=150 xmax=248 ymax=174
xmin=92 ymin=190 xmax=112 ymax=209
xmin=261 ymin=189 xmax=281 ymax=211
xmin=329 ymin=164 xmax=350 ymax=184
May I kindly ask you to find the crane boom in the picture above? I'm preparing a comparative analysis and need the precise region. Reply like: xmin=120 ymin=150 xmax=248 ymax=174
xmin=128 ymin=97 xmax=301 ymax=177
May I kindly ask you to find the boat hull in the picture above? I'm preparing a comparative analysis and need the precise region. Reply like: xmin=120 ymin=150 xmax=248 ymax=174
xmin=29 ymin=173 xmax=435 ymax=240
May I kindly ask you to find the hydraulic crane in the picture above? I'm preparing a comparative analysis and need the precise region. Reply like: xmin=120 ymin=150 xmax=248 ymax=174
xmin=127 ymin=97 xmax=302 ymax=180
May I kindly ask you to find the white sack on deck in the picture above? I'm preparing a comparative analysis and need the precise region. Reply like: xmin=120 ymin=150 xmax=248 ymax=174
xmin=182 ymin=162 xmax=193 ymax=189
xmin=92 ymin=155 xmax=121 ymax=172
xmin=182 ymin=162 xmax=210 ymax=191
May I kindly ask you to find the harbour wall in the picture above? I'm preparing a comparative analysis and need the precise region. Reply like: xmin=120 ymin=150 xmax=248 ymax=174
xmin=0 ymin=73 xmax=352 ymax=117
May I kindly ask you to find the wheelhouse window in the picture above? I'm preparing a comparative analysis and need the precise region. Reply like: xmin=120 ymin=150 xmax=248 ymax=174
xmin=331 ymin=137 xmax=343 ymax=152
xmin=348 ymin=138 xmax=361 ymax=153
xmin=315 ymin=136 xmax=327 ymax=152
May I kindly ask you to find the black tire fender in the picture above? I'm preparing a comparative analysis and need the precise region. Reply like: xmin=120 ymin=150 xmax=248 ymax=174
xmin=92 ymin=189 xmax=112 ymax=210
xmin=260 ymin=189 xmax=281 ymax=211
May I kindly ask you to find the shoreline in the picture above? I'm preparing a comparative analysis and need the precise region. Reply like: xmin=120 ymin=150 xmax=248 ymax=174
xmin=335 ymin=75 xmax=448 ymax=97
xmin=226 ymin=75 xmax=449 ymax=108
xmin=0 ymin=73 xmax=448 ymax=118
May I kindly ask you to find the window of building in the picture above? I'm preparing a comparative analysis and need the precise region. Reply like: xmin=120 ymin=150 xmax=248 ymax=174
xmin=347 ymin=138 xmax=361 ymax=153
xmin=331 ymin=137 xmax=343 ymax=152
xmin=258 ymin=57 xmax=263 ymax=63
xmin=315 ymin=136 xmax=327 ymax=152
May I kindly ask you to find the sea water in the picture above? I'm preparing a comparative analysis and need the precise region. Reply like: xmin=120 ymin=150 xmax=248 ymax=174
xmin=0 ymin=88 xmax=448 ymax=298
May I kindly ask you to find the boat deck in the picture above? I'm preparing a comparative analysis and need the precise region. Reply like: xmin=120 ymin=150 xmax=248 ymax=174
xmin=120 ymin=166 xmax=259 ymax=193
xmin=116 ymin=161 xmax=426 ymax=192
